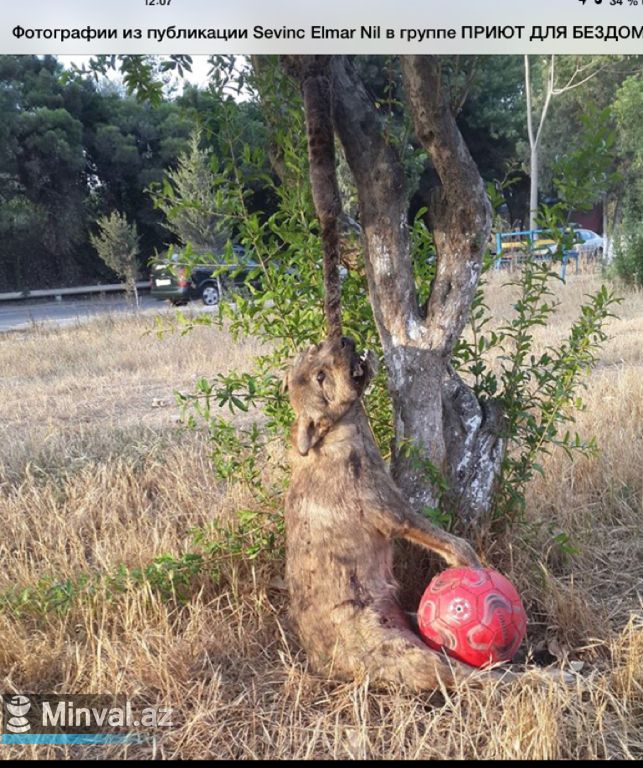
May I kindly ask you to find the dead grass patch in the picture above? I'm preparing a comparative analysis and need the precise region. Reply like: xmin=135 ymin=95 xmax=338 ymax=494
xmin=0 ymin=279 xmax=641 ymax=758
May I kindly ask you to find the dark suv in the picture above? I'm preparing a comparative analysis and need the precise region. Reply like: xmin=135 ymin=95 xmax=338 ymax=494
xmin=150 ymin=247 xmax=258 ymax=306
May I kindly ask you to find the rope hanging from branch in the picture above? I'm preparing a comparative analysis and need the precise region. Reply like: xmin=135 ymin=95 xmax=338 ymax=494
xmin=287 ymin=56 xmax=343 ymax=340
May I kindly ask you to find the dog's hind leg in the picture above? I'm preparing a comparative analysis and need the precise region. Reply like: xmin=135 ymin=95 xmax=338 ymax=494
xmin=361 ymin=624 xmax=515 ymax=692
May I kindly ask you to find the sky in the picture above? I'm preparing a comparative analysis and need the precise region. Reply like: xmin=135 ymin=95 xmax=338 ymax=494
xmin=57 ymin=54 xmax=216 ymax=90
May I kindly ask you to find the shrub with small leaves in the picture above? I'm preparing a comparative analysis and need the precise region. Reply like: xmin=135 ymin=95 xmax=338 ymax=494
xmin=90 ymin=211 xmax=140 ymax=305
xmin=455 ymin=216 xmax=620 ymax=523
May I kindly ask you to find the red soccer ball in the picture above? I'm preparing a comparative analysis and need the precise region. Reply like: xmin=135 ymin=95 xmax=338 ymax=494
xmin=417 ymin=567 xmax=527 ymax=668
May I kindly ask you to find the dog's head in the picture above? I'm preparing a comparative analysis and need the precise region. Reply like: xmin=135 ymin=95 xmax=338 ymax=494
xmin=284 ymin=336 xmax=377 ymax=456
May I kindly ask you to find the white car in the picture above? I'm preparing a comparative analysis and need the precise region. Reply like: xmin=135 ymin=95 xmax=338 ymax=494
xmin=574 ymin=229 xmax=604 ymax=257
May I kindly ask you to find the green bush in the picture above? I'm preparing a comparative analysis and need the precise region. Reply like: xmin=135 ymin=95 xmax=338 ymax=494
xmin=614 ymin=218 xmax=643 ymax=287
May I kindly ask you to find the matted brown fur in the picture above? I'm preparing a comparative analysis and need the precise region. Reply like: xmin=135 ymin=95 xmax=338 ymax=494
xmin=284 ymin=336 xmax=500 ymax=691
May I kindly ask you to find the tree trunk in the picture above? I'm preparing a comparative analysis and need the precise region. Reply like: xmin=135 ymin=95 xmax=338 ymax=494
xmin=400 ymin=56 xmax=504 ymax=523
xmin=126 ymin=271 xmax=139 ymax=309
xmin=529 ymin=146 xmax=539 ymax=231
xmin=329 ymin=56 xmax=505 ymax=525
xmin=605 ymin=195 xmax=621 ymax=265
xmin=525 ymin=55 xmax=540 ymax=232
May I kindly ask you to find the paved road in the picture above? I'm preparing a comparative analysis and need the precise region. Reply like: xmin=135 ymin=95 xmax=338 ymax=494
xmin=0 ymin=293 xmax=213 ymax=333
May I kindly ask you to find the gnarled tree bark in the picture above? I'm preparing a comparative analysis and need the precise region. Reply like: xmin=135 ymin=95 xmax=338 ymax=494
xmin=330 ymin=56 xmax=505 ymax=525
xmin=400 ymin=57 xmax=505 ymax=524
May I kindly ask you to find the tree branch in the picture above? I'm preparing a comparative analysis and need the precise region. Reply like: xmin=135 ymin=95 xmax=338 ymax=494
xmin=451 ymin=56 xmax=479 ymax=116
xmin=401 ymin=56 xmax=492 ymax=356
xmin=535 ymin=55 xmax=555 ymax=147
xmin=552 ymin=63 xmax=607 ymax=96
xmin=330 ymin=56 xmax=419 ymax=350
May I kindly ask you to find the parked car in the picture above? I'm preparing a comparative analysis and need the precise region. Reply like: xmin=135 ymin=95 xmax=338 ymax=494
xmin=573 ymin=229 xmax=604 ymax=257
xmin=536 ymin=228 xmax=604 ymax=260
xmin=150 ymin=246 xmax=259 ymax=306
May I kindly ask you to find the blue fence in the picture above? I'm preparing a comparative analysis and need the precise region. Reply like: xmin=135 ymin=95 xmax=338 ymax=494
xmin=495 ymin=229 xmax=579 ymax=280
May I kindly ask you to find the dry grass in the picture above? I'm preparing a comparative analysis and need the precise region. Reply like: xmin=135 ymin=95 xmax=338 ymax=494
xmin=0 ymin=279 xmax=641 ymax=759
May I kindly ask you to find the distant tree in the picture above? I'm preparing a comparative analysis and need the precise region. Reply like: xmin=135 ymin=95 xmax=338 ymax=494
xmin=150 ymin=129 xmax=230 ymax=255
xmin=90 ymin=211 xmax=140 ymax=305
xmin=0 ymin=57 xmax=88 ymax=284
xmin=0 ymin=55 xmax=197 ymax=289
xmin=524 ymin=55 xmax=608 ymax=230
xmin=84 ymin=94 xmax=196 ymax=254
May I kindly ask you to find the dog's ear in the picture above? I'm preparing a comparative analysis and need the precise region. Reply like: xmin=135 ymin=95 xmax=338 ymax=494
xmin=296 ymin=417 xmax=314 ymax=456
xmin=295 ymin=415 xmax=329 ymax=456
